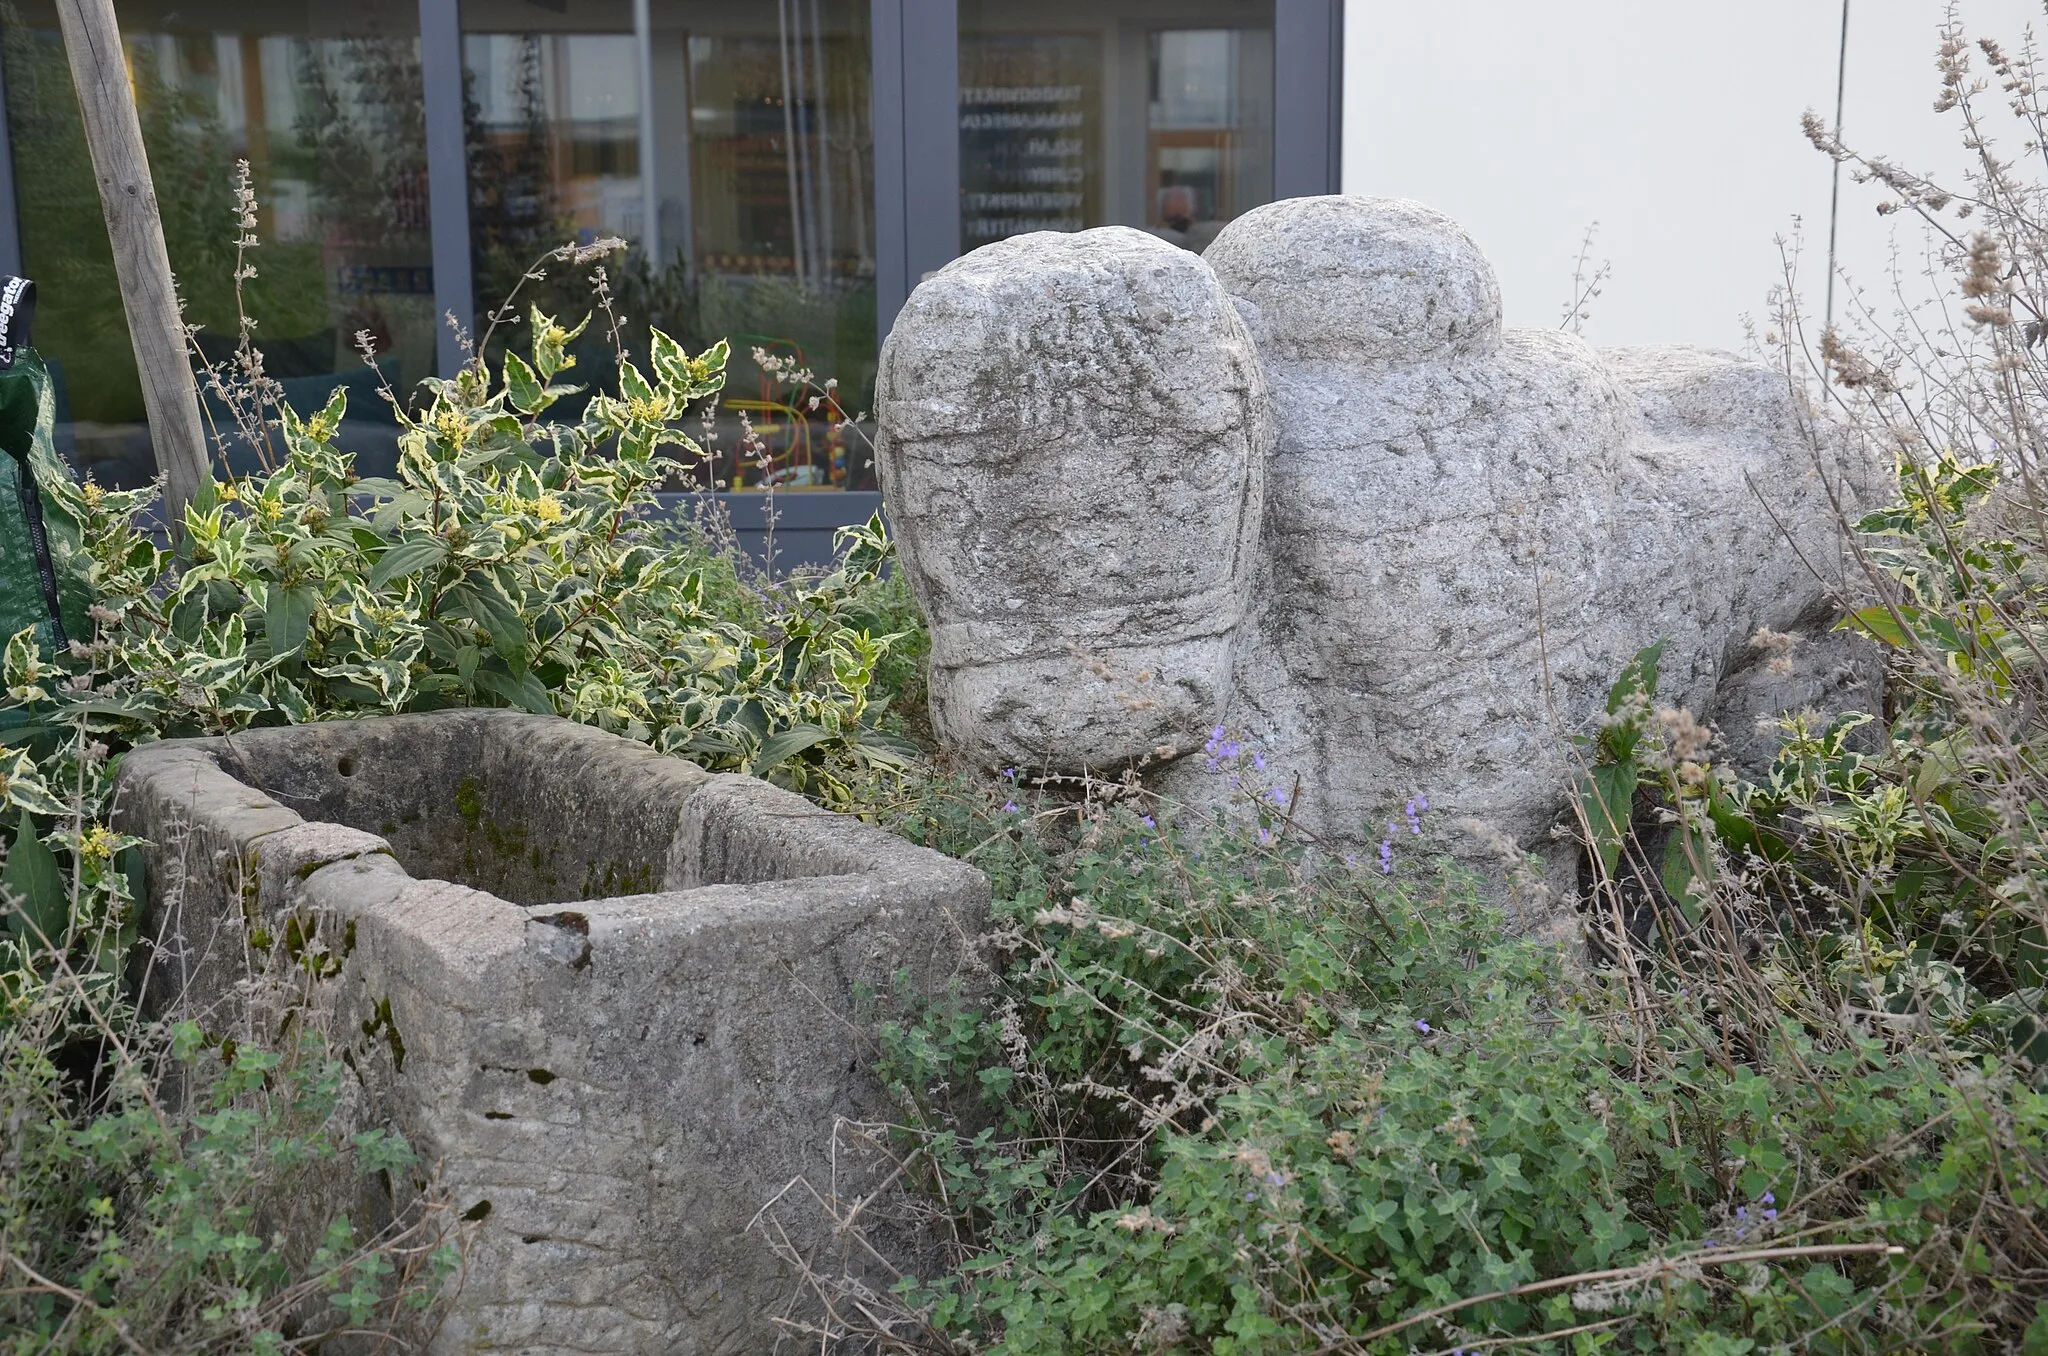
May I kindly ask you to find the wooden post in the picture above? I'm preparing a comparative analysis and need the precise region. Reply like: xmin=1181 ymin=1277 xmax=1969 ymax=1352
xmin=54 ymin=0 xmax=209 ymax=519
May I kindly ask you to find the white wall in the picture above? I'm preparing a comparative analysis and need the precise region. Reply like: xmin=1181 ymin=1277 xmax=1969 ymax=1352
xmin=1341 ymin=0 xmax=2041 ymax=351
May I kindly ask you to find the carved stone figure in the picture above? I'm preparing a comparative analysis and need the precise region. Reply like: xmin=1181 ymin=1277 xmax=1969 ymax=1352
xmin=876 ymin=196 xmax=1868 ymax=906
xmin=876 ymin=227 xmax=1270 ymax=770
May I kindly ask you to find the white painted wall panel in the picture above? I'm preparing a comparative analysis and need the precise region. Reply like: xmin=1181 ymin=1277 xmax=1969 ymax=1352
xmin=1341 ymin=0 xmax=2040 ymax=350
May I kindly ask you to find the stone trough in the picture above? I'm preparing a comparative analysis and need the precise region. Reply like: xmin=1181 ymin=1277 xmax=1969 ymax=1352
xmin=113 ymin=709 xmax=986 ymax=1354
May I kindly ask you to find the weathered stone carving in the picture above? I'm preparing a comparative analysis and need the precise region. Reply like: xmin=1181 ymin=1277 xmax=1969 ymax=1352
xmin=876 ymin=227 xmax=1270 ymax=770
xmin=877 ymin=196 xmax=1868 ymax=883
xmin=117 ymin=710 xmax=986 ymax=1355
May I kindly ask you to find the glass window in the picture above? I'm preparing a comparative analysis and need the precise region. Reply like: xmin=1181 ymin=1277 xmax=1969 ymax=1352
xmin=2 ymin=0 xmax=432 ymax=488
xmin=958 ymin=0 xmax=1273 ymax=256
xmin=460 ymin=0 xmax=877 ymax=491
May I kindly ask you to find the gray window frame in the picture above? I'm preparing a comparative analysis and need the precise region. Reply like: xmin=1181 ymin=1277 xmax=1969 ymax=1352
xmin=869 ymin=0 xmax=1343 ymax=333
xmin=0 ymin=0 xmax=1339 ymax=360
xmin=398 ymin=0 xmax=1341 ymax=351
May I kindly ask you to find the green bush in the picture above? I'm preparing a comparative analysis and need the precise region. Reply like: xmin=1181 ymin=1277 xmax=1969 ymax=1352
xmin=4 ymin=304 xmax=907 ymax=973
xmin=1575 ymin=457 xmax=2048 ymax=1073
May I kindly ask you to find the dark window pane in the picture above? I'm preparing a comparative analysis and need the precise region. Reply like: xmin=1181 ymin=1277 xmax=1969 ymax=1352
xmin=959 ymin=0 xmax=1275 ymax=255
xmin=460 ymin=0 xmax=876 ymax=490
xmin=2 ymin=0 xmax=431 ymax=488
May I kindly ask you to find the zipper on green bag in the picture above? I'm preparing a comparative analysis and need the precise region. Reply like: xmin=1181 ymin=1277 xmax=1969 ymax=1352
xmin=12 ymin=441 xmax=68 ymax=650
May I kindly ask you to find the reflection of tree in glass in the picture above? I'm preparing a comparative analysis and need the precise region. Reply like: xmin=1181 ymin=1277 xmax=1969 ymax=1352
xmin=134 ymin=39 xmax=329 ymax=358
xmin=466 ymin=37 xmax=581 ymax=367
xmin=292 ymin=29 xmax=429 ymax=367
xmin=295 ymin=33 xmax=427 ymax=249
xmin=0 ymin=12 xmax=435 ymax=419
xmin=1 ymin=9 xmax=136 ymax=422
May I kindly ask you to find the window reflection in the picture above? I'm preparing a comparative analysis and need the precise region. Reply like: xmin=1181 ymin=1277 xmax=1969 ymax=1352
xmin=463 ymin=30 xmax=644 ymax=305
xmin=461 ymin=0 xmax=876 ymax=491
xmin=958 ymin=0 xmax=1274 ymax=255
xmin=960 ymin=37 xmax=1098 ymax=249
xmin=2 ymin=0 xmax=430 ymax=487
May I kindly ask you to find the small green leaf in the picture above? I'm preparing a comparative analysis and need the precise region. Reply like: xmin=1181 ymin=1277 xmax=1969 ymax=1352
xmin=1607 ymin=640 xmax=1665 ymax=715
xmin=265 ymin=583 xmax=318 ymax=661
xmin=369 ymin=539 xmax=449 ymax=590
xmin=1579 ymin=760 xmax=1638 ymax=879
xmin=472 ymin=666 xmax=552 ymax=715
xmin=167 ymin=590 xmax=207 ymax=643
xmin=0 ymin=749 xmax=70 ymax=817
xmin=752 ymin=723 xmax=833 ymax=776
xmin=618 ymin=359 xmax=656 ymax=405
xmin=2 ymin=809 xmax=67 ymax=947
xmin=452 ymin=578 xmax=526 ymax=665
xmin=1596 ymin=639 xmax=1665 ymax=763
xmin=648 ymin=327 xmax=691 ymax=390
xmin=1659 ymin=818 xmax=1712 ymax=917
xmin=1840 ymin=606 xmax=1909 ymax=647
xmin=502 ymin=351 xmax=545 ymax=415
xmin=2022 ymin=1300 xmax=2048 ymax=1356
xmin=3 ymin=627 xmax=41 ymax=688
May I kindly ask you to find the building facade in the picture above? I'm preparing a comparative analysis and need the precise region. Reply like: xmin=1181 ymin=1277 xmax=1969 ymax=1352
xmin=0 ymin=0 xmax=1340 ymax=505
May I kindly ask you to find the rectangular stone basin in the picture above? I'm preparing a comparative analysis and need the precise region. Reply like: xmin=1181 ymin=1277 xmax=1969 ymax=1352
xmin=114 ymin=709 xmax=985 ymax=1355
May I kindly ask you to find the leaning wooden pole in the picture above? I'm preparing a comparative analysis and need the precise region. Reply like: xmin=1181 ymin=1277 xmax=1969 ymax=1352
xmin=54 ymin=0 xmax=209 ymax=520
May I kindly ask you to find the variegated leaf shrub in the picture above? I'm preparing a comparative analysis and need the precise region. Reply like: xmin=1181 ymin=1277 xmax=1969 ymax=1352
xmin=2 ymin=308 xmax=909 ymax=1000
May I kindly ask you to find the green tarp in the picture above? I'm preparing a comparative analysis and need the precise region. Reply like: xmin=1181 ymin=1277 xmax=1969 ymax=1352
xmin=0 ymin=349 xmax=92 ymax=657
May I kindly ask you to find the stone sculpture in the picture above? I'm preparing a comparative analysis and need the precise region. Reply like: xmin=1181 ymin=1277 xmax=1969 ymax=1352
xmin=876 ymin=196 xmax=1868 ymax=908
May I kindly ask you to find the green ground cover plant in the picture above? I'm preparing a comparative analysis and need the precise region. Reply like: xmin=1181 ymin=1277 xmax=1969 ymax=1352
xmin=767 ymin=758 xmax=2041 ymax=1355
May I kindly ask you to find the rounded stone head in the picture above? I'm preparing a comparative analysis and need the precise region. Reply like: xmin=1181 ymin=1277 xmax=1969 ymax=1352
xmin=874 ymin=227 xmax=1271 ymax=773
xmin=1204 ymin=195 xmax=1503 ymax=364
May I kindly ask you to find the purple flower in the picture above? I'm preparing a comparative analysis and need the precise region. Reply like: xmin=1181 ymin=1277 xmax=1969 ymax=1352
xmin=1404 ymin=795 xmax=1425 ymax=835
xmin=1002 ymin=766 xmax=1017 ymax=782
xmin=1252 ymin=750 xmax=1267 ymax=773
xmin=1257 ymin=826 xmax=1273 ymax=845
xmin=1140 ymin=814 xmax=1156 ymax=830
xmin=1271 ymin=786 xmax=1289 ymax=806
xmin=1415 ymin=1019 xmax=1432 ymax=1034
xmin=1377 ymin=839 xmax=1393 ymax=874
xmin=1265 ymin=1171 xmax=1286 ymax=1187
xmin=1002 ymin=801 xmax=1019 ymax=814
xmin=1759 ymin=1191 xmax=1774 ymax=1206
